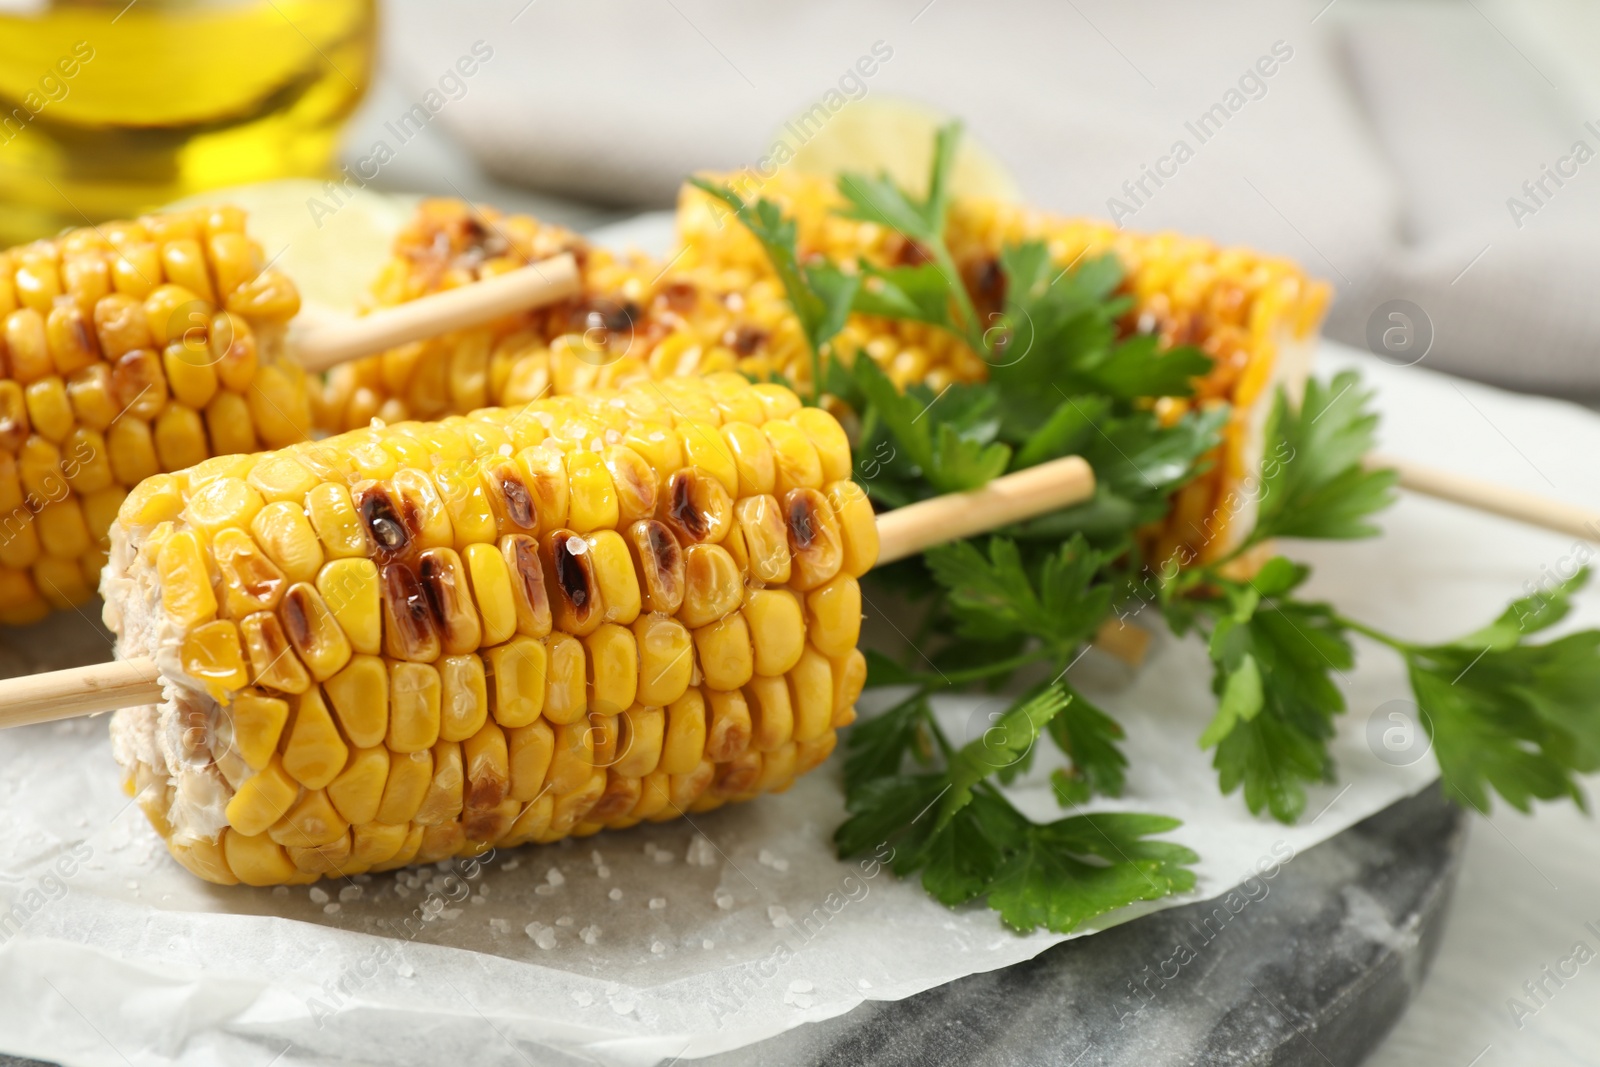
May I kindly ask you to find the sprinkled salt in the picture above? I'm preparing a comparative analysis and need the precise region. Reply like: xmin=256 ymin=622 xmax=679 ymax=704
xmin=534 ymin=885 xmax=556 ymax=896
xmin=768 ymin=905 xmax=791 ymax=927
xmin=788 ymin=980 xmax=814 ymax=994
xmin=702 ymin=939 xmax=715 ymax=950
xmin=580 ymin=925 xmax=601 ymax=945
xmin=546 ymin=867 xmax=565 ymax=886
xmin=272 ymin=886 xmax=289 ymax=898
xmin=685 ymin=835 xmax=717 ymax=867
xmin=573 ymin=991 xmax=594 ymax=1007
xmin=758 ymin=849 xmax=789 ymax=872
xmin=609 ymin=887 xmax=623 ymax=901
xmin=650 ymin=940 xmax=666 ymax=954
xmin=395 ymin=959 xmax=415 ymax=978
xmin=556 ymin=915 xmax=574 ymax=927
xmin=490 ymin=918 xmax=511 ymax=934
xmin=649 ymin=897 xmax=666 ymax=910
xmin=715 ymin=891 xmax=734 ymax=910
xmin=338 ymin=885 xmax=362 ymax=903
xmin=611 ymin=997 xmax=636 ymax=1016
xmin=653 ymin=849 xmax=674 ymax=865
xmin=858 ymin=978 xmax=873 ymax=990
xmin=591 ymin=850 xmax=604 ymax=866
xmin=525 ymin=922 xmax=557 ymax=949
xmin=502 ymin=859 xmax=520 ymax=871
xmin=323 ymin=903 xmax=340 ymax=915
xmin=597 ymin=865 xmax=610 ymax=879
xmin=309 ymin=887 xmax=330 ymax=905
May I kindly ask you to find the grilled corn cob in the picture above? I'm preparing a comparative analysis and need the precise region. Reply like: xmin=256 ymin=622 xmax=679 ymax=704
xmin=104 ymin=373 xmax=873 ymax=885
xmin=326 ymin=186 xmax=1328 ymax=565
xmin=0 ymin=207 xmax=312 ymax=624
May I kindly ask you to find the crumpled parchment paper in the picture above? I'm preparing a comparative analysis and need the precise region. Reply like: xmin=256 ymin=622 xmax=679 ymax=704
xmin=4 ymin=306 xmax=1596 ymax=1065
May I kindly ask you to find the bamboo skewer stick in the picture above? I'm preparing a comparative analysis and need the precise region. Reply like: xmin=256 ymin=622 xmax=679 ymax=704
xmin=1372 ymin=453 xmax=1600 ymax=542
xmin=0 ymin=455 xmax=1097 ymax=731
xmin=288 ymin=253 xmax=581 ymax=372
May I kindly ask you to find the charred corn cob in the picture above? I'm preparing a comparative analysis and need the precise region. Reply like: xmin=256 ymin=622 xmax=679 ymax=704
xmin=325 ymin=186 xmax=1328 ymax=566
xmin=104 ymin=373 xmax=873 ymax=886
xmin=0 ymin=207 xmax=312 ymax=624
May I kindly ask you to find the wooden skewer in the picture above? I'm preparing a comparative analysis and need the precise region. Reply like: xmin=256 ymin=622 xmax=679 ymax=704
xmin=1372 ymin=453 xmax=1600 ymax=542
xmin=0 ymin=455 xmax=1097 ymax=731
xmin=289 ymin=253 xmax=581 ymax=372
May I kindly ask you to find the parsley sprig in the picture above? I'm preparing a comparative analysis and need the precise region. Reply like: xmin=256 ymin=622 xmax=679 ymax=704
xmin=694 ymin=121 xmax=1600 ymax=934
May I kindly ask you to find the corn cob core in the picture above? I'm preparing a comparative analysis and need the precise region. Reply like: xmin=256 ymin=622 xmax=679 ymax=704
xmin=104 ymin=373 xmax=874 ymax=886
xmin=328 ymin=183 xmax=1329 ymax=565
xmin=0 ymin=206 xmax=312 ymax=624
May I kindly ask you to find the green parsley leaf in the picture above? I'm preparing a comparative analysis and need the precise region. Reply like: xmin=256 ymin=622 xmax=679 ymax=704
xmin=1252 ymin=371 xmax=1398 ymax=544
xmin=924 ymin=536 xmax=1111 ymax=650
xmin=852 ymin=262 xmax=956 ymax=331
xmin=843 ymin=691 xmax=928 ymax=794
xmin=851 ymin=356 xmax=1012 ymax=493
xmin=939 ymin=685 xmax=1070 ymax=827
xmin=986 ymin=813 xmax=1198 ymax=934
xmin=1048 ymin=682 xmax=1129 ymax=803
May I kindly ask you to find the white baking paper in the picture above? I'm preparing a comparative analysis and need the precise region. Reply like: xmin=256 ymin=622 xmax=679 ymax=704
xmin=4 ymin=328 xmax=1598 ymax=1067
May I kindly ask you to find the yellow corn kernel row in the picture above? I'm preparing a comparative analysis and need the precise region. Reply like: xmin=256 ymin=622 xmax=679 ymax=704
xmin=326 ymin=186 xmax=1328 ymax=567
xmin=0 ymin=206 xmax=312 ymax=624
xmin=108 ymin=373 xmax=876 ymax=885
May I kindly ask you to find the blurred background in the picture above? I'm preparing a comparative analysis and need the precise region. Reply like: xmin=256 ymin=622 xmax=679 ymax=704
xmin=1 ymin=2 xmax=1596 ymax=1064
xmin=5 ymin=0 xmax=1599 ymax=398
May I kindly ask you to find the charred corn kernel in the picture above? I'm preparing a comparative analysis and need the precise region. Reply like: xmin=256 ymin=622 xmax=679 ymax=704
xmin=543 ymin=529 xmax=605 ymax=636
xmin=316 ymin=558 xmax=381 ymax=655
xmin=306 ymin=482 xmax=371 ymax=559
xmin=4 ymin=309 xmax=52 ymax=383
xmin=107 ymin=418 xmax=160 ymax=487
xmin=462 ymin=721 xmax=511 ymax=811
xmin=268 ymin=789 xmax=348 ymax=848
xmin=679 ymin=543 xmax=741 ymax=628
xmin=154 ymin=402 xmax=207 ymax=472
xmin=660 ymin=468 xmax=732 ymax=546
xmin=788 ymin=645 xmax=834 ymax=743
xmin=419 ymin=548 xmax=482 ymax=655
xmin=486 ymin=636 xmax=546 ymax=728
xmin=544 ymin=632 xmax=587 ymax=724
xmin=517 ymin=446 xmax=570 ymax=532
xmin=280 ymin=687 xmax=349 ymax=791
xmin=564 ymin=450 xmax=618 ymax=532
xmin=322 ymin=655 xmax=388 ymax=748
xmin=743 ymin=589 xmax=805 ymax=676
xmin=279 ymin=582 xmax=352 ymax=681
xmin=585 ymin=623 xmax=638 ymax=714
xmin=662 ymin=760 xmax=715 ymax=817
xmin=225 ymin=757 xmax=298 ymax=835
xmin=695 ymin=613 xmax=753 ymax=691
xmin=388 ymin=661 xmax=442 ymax=753
xmin=784 ymin=488 xmax=844 ymax=591
xmin=394 ymin=468 xmax=455 ymax=550
xmin=625 ymin=519 xmax=685 ymax=614
xmin=705 ymin=689 xmax=753 ymax=763
xmin=508 ymin=720 xmax=555 ymax=801
xmin=604 ymin=446 xmax=657 ymax=523
xmin=735 ymin=495 xmax=790 ymax=584
xmin=46 ymin=302 xmax=101 ymax=376
xmin=589 ymin=771 xmax=643 ymax=824
xmin=634 ymin=613 xmax=693 ymax=707
xmin=228 ymin=692 xmax=290 ymax=771
xmin=204 ymin=390 xmax=258 ymax=457
xmin=806 ymin=575 xmax=861 ymax=658
xmin=24 ymin=377 xmax=73 ymax=442
xmin=380 ymin=561 xmax=439 ymax=662
xmin=439 ymin=653 xmax=489 ymax=742
xmin=548 ymin=770 xmax=607 ymax=838
xmin=92 ymin=294 xmax=152 ymax=360
xmin=110 ymin=349 xmax=168 ymax=420
xmin=661 ymin=689 xmax=708 ymax=775
xmin=413 ymin=742 xmax=464 ymax=827
xmin=240 ymin=611 xmax=312 ymax=695
xmin=157 ymin=530 xmax=217 ymax=628
xmin=463 ymin=542 xmax=516 ymax=646
xmin=251 ymin=501 xmax=324 ymax=583
xmin=64 ymin=365 xmax=117 ymax=432
xmin=221 ymin=534 xmax=302 ymax=623
xmin=180 ymin=619 xmax=249 ymax=702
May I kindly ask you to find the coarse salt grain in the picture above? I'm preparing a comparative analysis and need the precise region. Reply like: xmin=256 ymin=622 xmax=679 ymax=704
xmin=685 ymin=836 xmax=717 ymax=867
xmin=525 ymin=922 xmax=557 ymax=950
xmin=556 ymin=915 xmax=574 ymax=927
xmin=581 ymin=925 xmax=601 ymax=945
xmin=338 ymin=885 xmax=362 ymax=903
xmin=609 ymin=888 xmax=623 ymax=901
xmin=715 ymin=892 xmax=734 ymax=910
xmin=651 ymin=941 xmax=666 ymax=954
xmin=308 ymin=887 xmax=329 ymax=904
xmin=649 ymin=897 xmax=666 ymax=910
xmin=768 ymin=905 xmax=791 ymax=927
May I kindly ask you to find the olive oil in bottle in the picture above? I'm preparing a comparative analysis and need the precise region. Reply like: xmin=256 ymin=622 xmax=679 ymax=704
xmin=0 ymin=0 xmax=376 ymax=244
